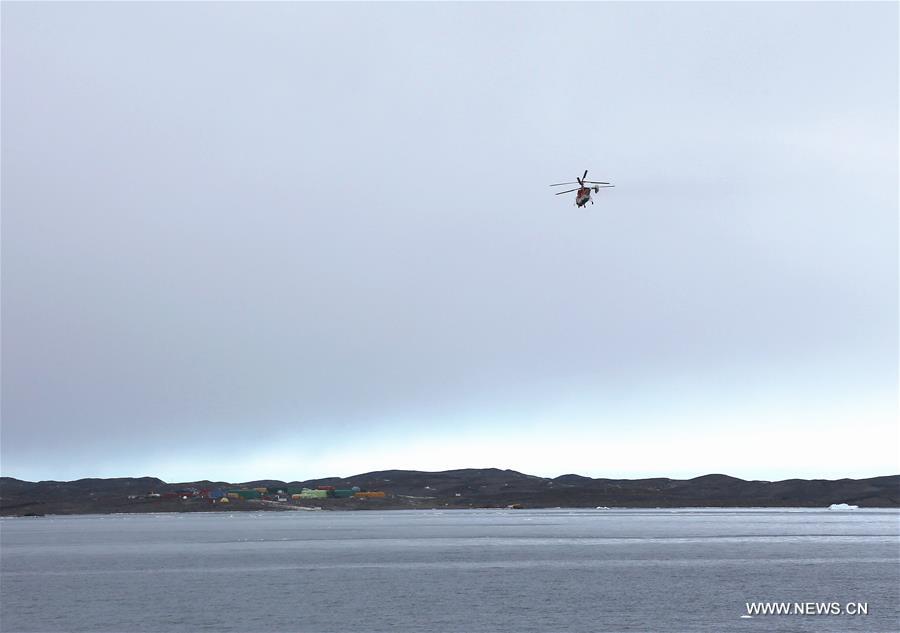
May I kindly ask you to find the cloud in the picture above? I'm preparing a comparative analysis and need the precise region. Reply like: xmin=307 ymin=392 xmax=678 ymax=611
xmin=2 ymin=2 xmax=896 ymax=481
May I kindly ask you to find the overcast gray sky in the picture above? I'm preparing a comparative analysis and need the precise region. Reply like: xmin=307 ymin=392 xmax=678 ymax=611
xmin=2 ymin=2 xmax=897 ymax=483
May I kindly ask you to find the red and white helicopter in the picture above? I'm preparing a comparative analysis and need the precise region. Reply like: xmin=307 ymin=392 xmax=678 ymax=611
xmin=550 ymin=170 xmax=614 ymax=207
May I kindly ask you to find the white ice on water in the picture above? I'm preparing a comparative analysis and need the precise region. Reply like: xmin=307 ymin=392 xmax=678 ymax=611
xmin=828 ymin=503 xmax=859 ymax=510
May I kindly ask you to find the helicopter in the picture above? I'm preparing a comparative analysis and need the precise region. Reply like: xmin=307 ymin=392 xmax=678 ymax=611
xmin=550 ymin=170 xmax=614 ymax=207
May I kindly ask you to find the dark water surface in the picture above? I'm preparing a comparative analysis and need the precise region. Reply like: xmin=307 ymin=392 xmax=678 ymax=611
xmin=2 ymin=508 xmax=898 ymax=632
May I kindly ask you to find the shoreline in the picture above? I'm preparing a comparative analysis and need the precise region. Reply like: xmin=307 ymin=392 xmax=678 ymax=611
xmin=4 ymin=470 xmax=898 ymax=516
xmin=4 ymin=504 xmax=899 ymax=519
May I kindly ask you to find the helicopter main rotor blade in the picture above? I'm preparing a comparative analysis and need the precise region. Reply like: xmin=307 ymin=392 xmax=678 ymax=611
xmin=554 ymin=188 xmax=579 ymax=195
xmin=583 ymin=181 xmax=611 ymax=185
xmin=583 ymin=170 xmax=588 ymax=181
xmin=549 ymin=181 xmax=580 ymax=187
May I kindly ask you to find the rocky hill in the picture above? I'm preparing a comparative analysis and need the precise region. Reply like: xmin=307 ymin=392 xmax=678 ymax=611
xmin=1 ymin=469 xmax=897 ymax=516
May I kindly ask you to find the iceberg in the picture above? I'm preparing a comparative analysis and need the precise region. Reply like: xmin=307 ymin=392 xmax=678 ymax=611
xmin=828 ymin=503 xmax=859 ymax=510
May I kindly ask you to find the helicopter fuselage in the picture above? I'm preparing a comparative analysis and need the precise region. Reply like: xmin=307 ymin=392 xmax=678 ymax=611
xmin=575 ymin=187 xmax=591 ymax=207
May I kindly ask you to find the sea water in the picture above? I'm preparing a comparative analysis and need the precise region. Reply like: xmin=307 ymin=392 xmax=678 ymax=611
xmin=1 ymin=508 xmax=897 ymax=632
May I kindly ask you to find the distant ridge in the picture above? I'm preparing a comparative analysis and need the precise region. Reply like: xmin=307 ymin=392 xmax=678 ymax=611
xmin=1 ymin=469 xmax=897 ymax=515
